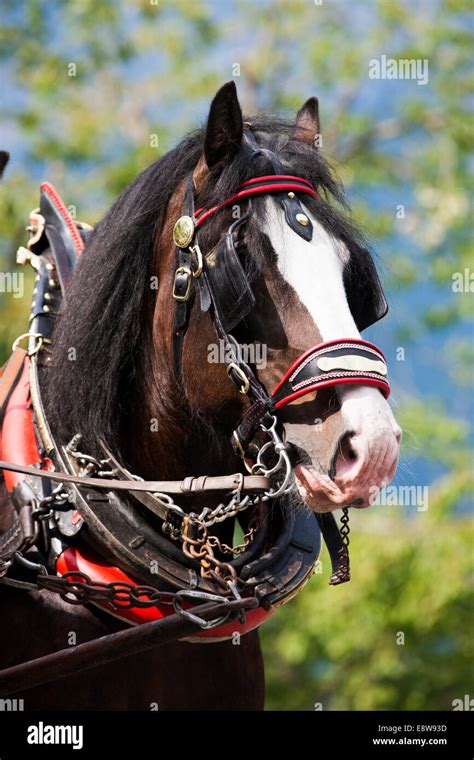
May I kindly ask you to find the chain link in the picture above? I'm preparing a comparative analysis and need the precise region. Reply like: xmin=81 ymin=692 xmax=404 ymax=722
xmin=0 ymin=484 xmax=72 ymax=576
xmin=181 ymin=513 xmax=252 ymax=593
xmin=31 ymin=482 xmax=71 ymax=521
xmin=37 ymin=571 xmax=177 ymax=608
xmin=340 ymin=506 xmax=350 ymax=546
xmin=35 ymin=571 xmax=241 ymax=630
xmin=329 ymin=507 xmax=351 ymax=586
xmin=207 ymin=525 xmax=255 ymax=556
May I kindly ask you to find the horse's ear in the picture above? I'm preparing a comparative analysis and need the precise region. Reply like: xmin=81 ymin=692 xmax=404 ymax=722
xmin=0 ymin=151 xmax=10 ymax=178
xmin=293 ymin=97 xmax=320 ymax=147
xmin=203 ymin=81 xmax=243 ymax=169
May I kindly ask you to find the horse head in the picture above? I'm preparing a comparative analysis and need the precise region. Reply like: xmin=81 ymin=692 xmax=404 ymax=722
xmin=152 ymin=82 xmax=401 ymax=512
xmin=48 ymin=82 xmax=400 ymax=517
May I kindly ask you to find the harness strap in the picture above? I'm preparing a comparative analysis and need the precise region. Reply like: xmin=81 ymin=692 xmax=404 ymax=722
xmin=0 ymin=347 xmax=27 ymax=423
xmin=0 ymin=459 xmax=269 ymax=495
xmin=172 ymin=176 xmax=197 ymax=379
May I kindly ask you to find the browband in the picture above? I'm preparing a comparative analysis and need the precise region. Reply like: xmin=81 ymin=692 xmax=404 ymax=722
xmin=194 ymin=175 xmax=318 ymax=228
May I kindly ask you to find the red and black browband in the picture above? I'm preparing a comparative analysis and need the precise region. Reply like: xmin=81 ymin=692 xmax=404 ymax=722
xmin=194 ymin=175 xmax=317 ymax=228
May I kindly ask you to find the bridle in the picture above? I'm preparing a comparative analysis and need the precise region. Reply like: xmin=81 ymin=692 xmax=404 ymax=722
xmin=0 ymin=136 xmax=390 ymax=645
xmin=170 ymin=143 xmax=390 ymax=472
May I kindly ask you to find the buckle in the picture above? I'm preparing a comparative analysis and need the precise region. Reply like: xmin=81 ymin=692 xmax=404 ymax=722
xmin=227 ymin=363 xmax=250 ymax=395
xmin=173 ymin=266 xmax=192 ymax=302
xmin=190 ymin=244 xmax=203 ymax=278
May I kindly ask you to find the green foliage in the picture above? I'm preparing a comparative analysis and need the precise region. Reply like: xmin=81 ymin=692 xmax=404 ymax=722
xmin=262 ymin=518 xmax=473 ymax=710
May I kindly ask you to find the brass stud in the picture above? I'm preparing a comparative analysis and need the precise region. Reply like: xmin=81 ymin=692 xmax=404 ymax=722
xmin=173 ymin=215 xmax=195 ymax=249
xmin=296 ymin=213 xmax=309 ymax=226
xmin=287 ymin=191 xmax=295 ymax=199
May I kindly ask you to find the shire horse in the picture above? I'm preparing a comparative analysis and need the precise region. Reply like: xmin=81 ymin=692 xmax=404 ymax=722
xmin=0 ymin=83 xmax=401 ymax=710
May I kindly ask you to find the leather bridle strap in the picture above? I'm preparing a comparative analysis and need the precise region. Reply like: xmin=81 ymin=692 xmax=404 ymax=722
xmin=0 ymin=460 xmax=269 ymax=495
xmin=172 ymin=175 xmax=197 ymax=378
xmin=171 ymin=171 xmax=319 ymax=392
xmin=194 ymin=175 xmax=317 ymax=228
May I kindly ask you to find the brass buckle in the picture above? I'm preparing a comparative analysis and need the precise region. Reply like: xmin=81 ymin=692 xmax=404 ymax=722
xmin=173 ymin=266 xmax=192 ymax=302
xmin=190 ymin=244 xmax=203 ymax=278
xmin=227 ymin=363 xmax=250 ymax=395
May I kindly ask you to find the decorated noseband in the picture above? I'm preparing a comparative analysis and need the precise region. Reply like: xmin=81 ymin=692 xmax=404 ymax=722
xmin=272 ymin=338 xmax=390 ymax=409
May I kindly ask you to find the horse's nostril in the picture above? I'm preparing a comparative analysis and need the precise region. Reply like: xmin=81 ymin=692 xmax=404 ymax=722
xmin=340 ymin=432 xmax=357 ymax=461
xmin=330 ymin=432 xmax=358 ymax=479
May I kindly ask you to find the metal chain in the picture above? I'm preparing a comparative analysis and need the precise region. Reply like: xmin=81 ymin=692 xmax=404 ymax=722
xmin=31 ymin=482 xmax=71 ymax=521
xmin=67 ymin=423 xmax=292 ymax=538
xmin=180 ymin=513 xmax=252 ymax=596
xmin=193 ymin=494 xmax=255 ymax=529
xmin=36 ymin=571 xmax=241 ymax=630
xmin=0 ymin=485 xmax=71 ymax=577
xmin=68 ymin=439 xmax=261 ymax=537
xmin=329 ymin=507 xmax=351 ymax=586
xmin=340 ymin=507 xmax=350 ymax=547
xmin=207 ymin=525 xmax=256 ymax=556
xmin=66 ymin=438 xmax=115 ymax=479
xmin=37 ymin=571 xmax=177 ymax=608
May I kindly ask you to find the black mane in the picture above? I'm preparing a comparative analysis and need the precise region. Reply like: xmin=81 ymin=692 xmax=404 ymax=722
xmin=44 ymin=115 xmax=369 ymax=457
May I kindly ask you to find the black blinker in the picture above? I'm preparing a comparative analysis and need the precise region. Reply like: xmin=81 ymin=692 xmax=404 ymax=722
xmin=205 ymin=226 xmax=256 ymax=333
xmin=344 ymin=246 xmax=389 ymax=331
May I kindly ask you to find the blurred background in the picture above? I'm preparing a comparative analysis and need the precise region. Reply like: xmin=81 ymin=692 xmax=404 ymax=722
xmin=0 ymin=0 xmax=472 ymax=710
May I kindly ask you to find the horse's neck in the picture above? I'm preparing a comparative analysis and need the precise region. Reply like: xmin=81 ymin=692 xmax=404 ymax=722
xmin=122 ymin=373 xmax=237 ymax=483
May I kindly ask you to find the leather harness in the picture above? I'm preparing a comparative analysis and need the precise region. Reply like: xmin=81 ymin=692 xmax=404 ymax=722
xmin=0 ymin=146 xmax=390 ymax=641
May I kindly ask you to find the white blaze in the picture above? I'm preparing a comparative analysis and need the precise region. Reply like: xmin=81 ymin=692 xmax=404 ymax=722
xmin=262 ymin=199 xmax=359 ymax=341
xmin=262 ymin=197 xmax=399 ymax=441
xmin=261 ymin=199 xmax=401 ymax=511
